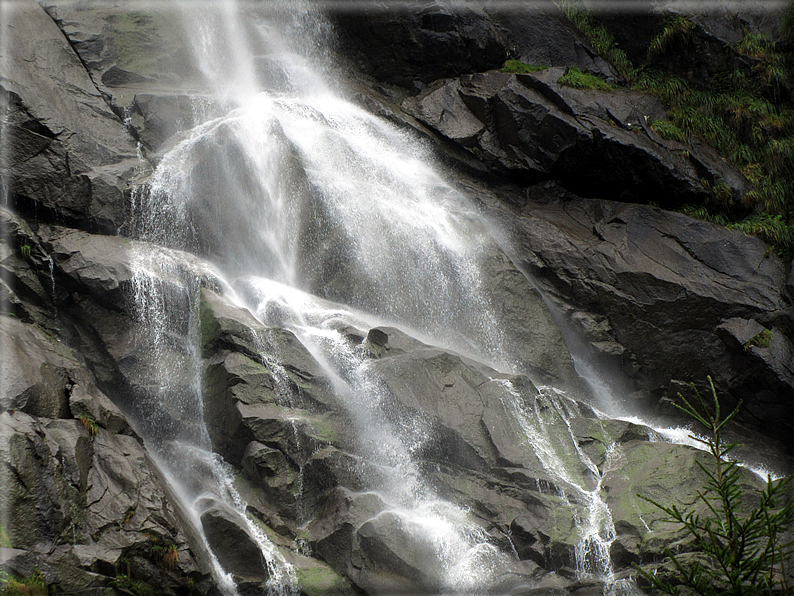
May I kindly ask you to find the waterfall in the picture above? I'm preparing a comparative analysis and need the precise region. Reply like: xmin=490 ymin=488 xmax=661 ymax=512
xmin=124 ymin=0 xmax=642 ymax=593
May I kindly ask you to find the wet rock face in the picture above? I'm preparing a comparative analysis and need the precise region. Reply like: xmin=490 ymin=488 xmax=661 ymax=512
xmin=486 ymin=192 xmax=794 ymax=451
xmin=198 ymin=287 xmax=756 ymax=591
xmin=1 ymin=405 xmax=205 ymax=594
xmin=3 ymin=0 xmax=794 ymax=593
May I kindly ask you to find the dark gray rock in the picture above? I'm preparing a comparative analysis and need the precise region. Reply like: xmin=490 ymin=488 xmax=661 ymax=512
xmin=603 ymin=436 xmax=776 ymax=582
xmin=484 ymin=0 xmax=621 ymax=83
xmin=584 ymin=1 xmax=786 ymax=85
xmin=38 ymin=226 xmax=134 ymax=309
xmin=1 ymin=410 xmax=206 ymax=594
xmin=366 ymin=337 xmax=544 ymax=471
xmin=644 ymin=11 xmax=763 ymax=91
xmin=41 ymin=3 xmax=198 ymax=100
xmin=1 ymin=0 xmax=144 ymax=232
xmin=355 ymin=511 xmax=446 ymax=593
xmin=487 ymin=192 xmax=794 ymax=450
xmin=405 ymin=69 xmax=748 ymax=208
xmin=307 ymin=487 xmax=388 ymax=578
xmin=331 ymin=2 xmax=509 ymax=91
xmin=130 ymin=93 xmax=199 ymax=151
xmin=200 ymin=507 xmax=268 ymax=583
xmin=5 ymin=1 xmax=791 ymax=592
xmin=330 ymin=0 xmax=625 ymax=91
xmin=1 ymin=317 xmax=72 ymax=418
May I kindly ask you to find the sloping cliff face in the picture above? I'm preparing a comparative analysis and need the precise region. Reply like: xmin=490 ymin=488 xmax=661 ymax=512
xmin=1 ymin=1 xmax=792 ymax=596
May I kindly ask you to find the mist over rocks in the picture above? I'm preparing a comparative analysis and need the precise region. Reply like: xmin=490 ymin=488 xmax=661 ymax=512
xmin=2 ymin=0 xmax=793 ymax=595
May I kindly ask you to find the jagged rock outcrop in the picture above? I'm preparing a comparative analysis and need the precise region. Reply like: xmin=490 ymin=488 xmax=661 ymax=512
xmin=480 ymin=187 xmax=794 ymax=454
xmin=403 ymin=68 xmax=750 ymax=207
xmin=331 ymin=0 xmax=622 ymax=91
xmin=197 ymin=284 xmax=760 ymax=591
xmin=0 ymin=331 xmax=211 ymax=594
xmin=0 ymin=0 xmax=146 ymax=233
xmin=40 ymin=2 xmax=197 ymax=99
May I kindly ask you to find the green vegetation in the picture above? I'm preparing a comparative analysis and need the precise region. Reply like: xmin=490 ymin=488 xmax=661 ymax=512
xmin=558 ymin=0 xmax=794 ymax=256
xmin=557 ymin=0 xmax=635 ymax=81
xmin=0 ymin=526 xmax=11 ymax=548
xmin=110 ymin=574 xmax=155 ymax=596
xmin=651 ymin=119 xmax=688 ymax=143
xmin=636 ymin=26 xmax=794 ymax=255
xmin=558 ymin=65 xmax=612 ymax=91
xmin=296 ymin=566 xmax=352 ymax=596
xmin=162 ymin=544 xmax=178 ymax=571
xmin=150 ymin=543 xmax=179 ymax=571
xmin=784 ymin=2 xmax=794 ymax=45
xmin=637 ymin=377 xmax=794 ymax=595
xmin=745 ymin=328 xmax=774 ymax=351
xmin=502 ymin=59 xmax=547 ymax=74
xmin=0 ymin=570 xmax=48 ymax=596
xmin=116 ymin=557 xmax=132 ymax=577
xmin=728 ymin=214 xmax=794 ymax=252
xmin=121 ymin=507 xmax=136 ymax=527
xmin=647 ymin=15 xmax=696 ymax=61
xmin=19 ymin=245 xmax=31 ymax=260
xmin=79 ymin=413 xmax=98 ymax=438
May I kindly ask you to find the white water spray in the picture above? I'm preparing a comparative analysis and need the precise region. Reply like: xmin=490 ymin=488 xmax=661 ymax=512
xmin=125 ymin=0 xmax=640 ymax=592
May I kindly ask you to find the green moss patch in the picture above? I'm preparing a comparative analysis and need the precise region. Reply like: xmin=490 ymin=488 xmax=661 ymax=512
xmin=0 ymin=570 xmax=48 ymax=596
xmin=296 ymin=565 xmax=354 ymax=596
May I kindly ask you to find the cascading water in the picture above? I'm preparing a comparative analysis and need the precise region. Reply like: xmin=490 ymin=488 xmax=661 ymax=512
xmin=123 ymin=0 xmax=654 ymax=593
xmin=233 ymin=277 xmax=508 ymax=592
xmin=498 ymin=380 xmax=618 ymax=580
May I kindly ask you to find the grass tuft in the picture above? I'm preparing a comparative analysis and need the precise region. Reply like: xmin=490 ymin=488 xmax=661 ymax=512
xmin=651 ymin=120 xmax=687 ymax=143
xmin=557 ymin=0 xmax=794 ymax=255
xmin=558 ymin=65 xmax=612 ymax=91
xmin=79 ymin=414 xmax=98 ymax=437
xmin=162 ymin=545 xmax=179 ymax=571
xmin=0 ymin=570 xmax=47 ymax=596
xmin=558 ymin=0 xmax=636 ymax=82
xmin=745 ymin=328 xmax=773 ymax=350
xmin=647 ymin=15 xmax=695 ymax=60
xmin=502 ymin=59 xmax=547 ymax=74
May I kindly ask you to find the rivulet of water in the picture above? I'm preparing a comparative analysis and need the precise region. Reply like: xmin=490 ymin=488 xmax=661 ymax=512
xmin=498 ymin=379 xmax=619 ymax=583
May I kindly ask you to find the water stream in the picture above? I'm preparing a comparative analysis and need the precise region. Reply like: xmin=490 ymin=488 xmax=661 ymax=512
xmin=122 ymin=1 xmax=693 ymax=594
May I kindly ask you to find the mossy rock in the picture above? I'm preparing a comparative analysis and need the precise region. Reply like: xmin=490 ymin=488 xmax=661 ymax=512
xmin=296 ymin=564 xmax=355 ymax=596
xmin=603 ymin=441 xmax=709 ymax=533
xmin=601 ymin=439 xmax=725 ymax=560
xmin=569 ymin=418 xmax=650 ymax=472
xmin=502 ymin=59 xmax=547 ymax=74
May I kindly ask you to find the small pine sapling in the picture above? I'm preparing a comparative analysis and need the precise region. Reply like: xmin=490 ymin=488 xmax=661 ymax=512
xmin=636 ymin=376 xmax=794 ymax=595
